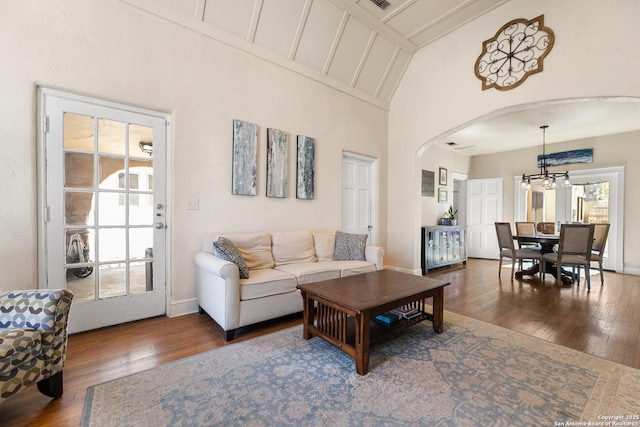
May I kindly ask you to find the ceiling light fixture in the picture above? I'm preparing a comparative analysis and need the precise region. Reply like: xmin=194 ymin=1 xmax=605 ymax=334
xmin=520 ymin=125 xmax=570 ymax=190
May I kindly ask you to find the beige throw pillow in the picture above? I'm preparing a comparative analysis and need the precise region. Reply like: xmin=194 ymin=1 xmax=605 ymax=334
xmin=220 ymin=232 xmax=274 ymax=270
xmin=271 ymin=230 xmax=317 ymax=266
xmin=313 ymin=232 xmax=336 ymax=261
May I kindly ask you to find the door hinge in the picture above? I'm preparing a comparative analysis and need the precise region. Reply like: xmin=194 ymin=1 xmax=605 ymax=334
xmin=44 ymin=206 xmax=50 ymax=222
xmin=43 ymin=115 xmax=49 ymax=133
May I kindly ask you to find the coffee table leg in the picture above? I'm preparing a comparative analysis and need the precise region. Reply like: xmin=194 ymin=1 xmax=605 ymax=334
xmin=355 ymin=311 xmax=370 ymax=375
xmin=302 ymin=292 xmax=314 ymax=340
xmin=432 ymin=289 xmax=444 ymax=334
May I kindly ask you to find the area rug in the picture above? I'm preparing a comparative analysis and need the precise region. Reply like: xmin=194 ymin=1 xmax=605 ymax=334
xmin=82 ymin=311 xmax=640 ymax=426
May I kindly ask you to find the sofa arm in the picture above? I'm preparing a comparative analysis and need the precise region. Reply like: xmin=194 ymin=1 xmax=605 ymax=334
xmin=0 ymin=289 xmax=73 ymax=375
xmin=365 ymin=246 xmax=384 ymax=270
xmin=194 ymin=251 xmax=239 ymax=279
xmin=194 ymin=251 xmax=241 ymax=332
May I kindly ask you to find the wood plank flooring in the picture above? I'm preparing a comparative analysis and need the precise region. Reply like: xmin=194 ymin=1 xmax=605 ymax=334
xmin=1 ymin=258 xmax=639 ymax=426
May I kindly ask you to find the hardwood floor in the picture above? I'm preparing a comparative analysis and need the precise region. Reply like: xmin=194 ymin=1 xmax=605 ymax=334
xmin=2 ymin=258 xmax=639 ymax=426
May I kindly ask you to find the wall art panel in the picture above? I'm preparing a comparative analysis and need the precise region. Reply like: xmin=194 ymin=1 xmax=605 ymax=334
xmin=266 ymin=128 xmax=288 ymax=198
xmin=232 ymin=119 xmax=258 ymax=196
xmin=296 ymin=135 xmax=315 ymax=200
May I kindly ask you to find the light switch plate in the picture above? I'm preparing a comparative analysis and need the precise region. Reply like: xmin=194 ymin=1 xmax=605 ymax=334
xmin=186 ymin=198 xmax=199 ymax=210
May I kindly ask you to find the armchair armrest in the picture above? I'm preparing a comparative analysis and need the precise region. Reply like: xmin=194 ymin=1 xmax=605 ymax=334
xmin=0 ymin=290 xmax=73 ymax=374
xmin=365 ymin=246 xmax=385 ymax=270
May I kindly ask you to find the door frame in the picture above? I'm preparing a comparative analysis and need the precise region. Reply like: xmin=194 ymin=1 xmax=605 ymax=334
xmin=36 ymin=87 xmax=172 ymax=326
xmin=514 ymin=166 xmax=624 ymax=272
xmin=342 ymin=151 xmax=378 ymax=245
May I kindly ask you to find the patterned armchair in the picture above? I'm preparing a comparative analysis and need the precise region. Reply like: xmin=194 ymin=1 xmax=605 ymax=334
xmin=0 ymin=290 xmax=73 ymax=403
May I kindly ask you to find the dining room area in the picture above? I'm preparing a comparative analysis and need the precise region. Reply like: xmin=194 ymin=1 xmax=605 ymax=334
xmin=495 ymin=220 xmax=610 ymax=292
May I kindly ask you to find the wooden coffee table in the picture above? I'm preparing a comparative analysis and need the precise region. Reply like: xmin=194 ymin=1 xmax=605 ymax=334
xmin=297 ymin=269 xmax=450 ymax=375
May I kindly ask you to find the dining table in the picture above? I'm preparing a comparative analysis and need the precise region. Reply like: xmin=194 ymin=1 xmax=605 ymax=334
xmin=513 ymin=233 xmax=574 ymax=284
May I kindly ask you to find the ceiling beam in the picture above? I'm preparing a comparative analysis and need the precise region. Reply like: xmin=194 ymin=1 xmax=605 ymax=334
xmin=327 ymin=0 xmax=418 ymax=54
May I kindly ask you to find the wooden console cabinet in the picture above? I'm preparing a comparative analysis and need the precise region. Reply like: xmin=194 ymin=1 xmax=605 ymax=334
xmin=421 ymin=226 xmax=467 ymax=275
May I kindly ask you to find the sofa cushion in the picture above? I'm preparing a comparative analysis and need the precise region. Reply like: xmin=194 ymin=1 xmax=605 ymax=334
xmin=275 ymin=261 xmax=342 ymax=285
xmin=221 ymin=232 xmax=275 ymax=270
xmin=239 ymin=269 xmax=298 ymax=301
xmin=271 ymin=231 xmax=317 ymax=266
xmin=0 ymin=329 xmax=42 ymax=373
xmin=313 ymin=232 xmax=335 ymax=261
xmin=336 ymin=260 xmax=377 ymax=277
xmin=333 ymin=231 xmax=368 ymax=261
xmin=213 ymin=237 xmax=250 ymax=279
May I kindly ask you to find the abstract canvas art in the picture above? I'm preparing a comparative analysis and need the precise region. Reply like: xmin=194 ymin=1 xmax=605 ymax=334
xmin=538 ymin=148 xmax=593 ymax=167
xmin=296 ymin=135 xmax=315 ymax=200
xmin=266 ymin=128 xmax=288 ymax=198
xmin=232 ymin=119 xmax=258 ymax=196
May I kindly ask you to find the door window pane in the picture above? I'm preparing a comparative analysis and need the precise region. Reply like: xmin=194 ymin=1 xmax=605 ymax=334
xmin=572 ymin=182 xmax=609 ymax=223
xmin=98 ymin=119 xmax=126 ymax=155
xmin=66 ymin=267 xmax=96 ymax=302
xmin=64 ymin=113 xmax=94 ymax=151
xmin=65 ymin=152 xmax=94 ymax=188
xmin=130 ymin=261 xmax=151 ymax=294
xmin=65 ymin=229 xmax=94 ymax=266
xmin=99 ymin=228 xmax=126 ymax=261
xmin=65 ymin=191 xmax=94 ymax=226
xmin=98 ymin=192 xmax=125 ymax=226
xmin=98 ymin=263 xmax=126 ymax=298
xmin=99 ymin=157 xmax=125 ymax=189
xmin=525 ymin=185 xmax=556 ymax=223
xmin=130 ymin=124 xmax=154 ymax=158
xmin=129 ymin=228 xmax=153 ymax=259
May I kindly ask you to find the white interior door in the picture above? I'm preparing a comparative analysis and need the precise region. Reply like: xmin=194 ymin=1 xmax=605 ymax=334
xmin=342 ymin=153 xmax=377 ymax=244
xmin=38 ymin=89 xmax=168 ymax=333
xmin=466 ymin=178 xmax=503 ymax=259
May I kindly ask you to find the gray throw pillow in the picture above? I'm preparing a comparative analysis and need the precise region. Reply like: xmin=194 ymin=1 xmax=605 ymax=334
xmin=214 ymin=237 xmax=250 ymax=279
xmin=333 ymin=231 xmax=367 ymax=261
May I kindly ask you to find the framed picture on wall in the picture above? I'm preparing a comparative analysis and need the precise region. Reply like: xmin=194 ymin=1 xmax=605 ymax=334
xmin=438 ymin=187 xmax=447 ymax=202
xmin=421 ymin=169 xmax=434 ymax=197
xmin=439 ymin=167 xmax=447 ymax=185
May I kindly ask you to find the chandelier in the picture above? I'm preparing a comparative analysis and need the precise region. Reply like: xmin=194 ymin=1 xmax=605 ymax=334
xmin=520 ymin=125 xmax=570 ymax=190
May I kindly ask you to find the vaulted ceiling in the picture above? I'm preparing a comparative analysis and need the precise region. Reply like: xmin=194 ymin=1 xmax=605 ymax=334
xmin=127 ymin=0 xmax=508 ymax=108
xmin=125 ymin=0 xmax=640 ymax=154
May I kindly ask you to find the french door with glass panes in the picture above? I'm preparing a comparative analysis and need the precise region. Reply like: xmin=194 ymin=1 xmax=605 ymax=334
xmin=39 ymin=89 xmax=167 ymax=333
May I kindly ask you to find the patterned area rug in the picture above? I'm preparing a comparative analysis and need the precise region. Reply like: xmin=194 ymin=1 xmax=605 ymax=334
xmin=82 ymin=312 xmax=640 ymax=426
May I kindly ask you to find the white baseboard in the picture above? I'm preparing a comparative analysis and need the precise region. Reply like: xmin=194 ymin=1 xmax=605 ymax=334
xmin=623 ymin=266 xmax=640 ymax=276
xmin=384 ymin=265 xmax=423 ymax=276
xmin=167 ymin=297 xmax=200 ymax=317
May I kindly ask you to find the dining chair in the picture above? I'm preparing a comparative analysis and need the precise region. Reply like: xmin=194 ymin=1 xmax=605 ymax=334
xmin=536 ymin=222 xmax=556 ymax=234
xmin=495 ymin=222 xmax=542 ymax=280
xmin=541 ymin=224 xmax=595 ymax=291
xmin=591 ymin=223 xmax=611 ymax=285
xmin=515 ymin=222 xmax=540 ymax=269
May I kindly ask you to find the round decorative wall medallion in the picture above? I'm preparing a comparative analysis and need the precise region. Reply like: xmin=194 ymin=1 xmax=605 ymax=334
xmin=474 ymin=15 xmax=554 ymax=91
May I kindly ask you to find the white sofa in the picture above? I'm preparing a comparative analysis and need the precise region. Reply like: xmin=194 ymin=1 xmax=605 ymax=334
xmin=195 ymin=230 xmax=384 ymax=340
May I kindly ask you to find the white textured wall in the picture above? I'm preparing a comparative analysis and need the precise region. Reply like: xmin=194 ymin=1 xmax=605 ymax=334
xmin=419 ymin=145 xmax=470 ymax=227
xmin=389 ymin=0 xmax=640 ymax=272
xmin=0 ymin=1 xmax=388 ymax=312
